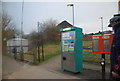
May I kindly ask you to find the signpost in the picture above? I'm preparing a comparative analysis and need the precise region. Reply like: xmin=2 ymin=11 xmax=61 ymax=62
xmin=92 ymin=34 xmax=113 ymax=79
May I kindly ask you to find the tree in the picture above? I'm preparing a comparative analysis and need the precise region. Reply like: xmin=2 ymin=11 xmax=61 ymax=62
xmin=28 ymin=19 xmax=59 ymax=48
xmin=28 ymin=19 xmax=58 ymax=62
xmin=2 ymin=12 xmax=19 ymax=55
xmin=38 ymin=19 xmax=59 ymax=42
xmin=28 ymin=31 xmax=38 ymax=48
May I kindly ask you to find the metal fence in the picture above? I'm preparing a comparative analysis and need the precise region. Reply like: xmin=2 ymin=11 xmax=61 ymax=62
xmin=14 ymin=52 xmax=35 ymax=64
xmin=10 ymin=35 xmax=110 ymax=65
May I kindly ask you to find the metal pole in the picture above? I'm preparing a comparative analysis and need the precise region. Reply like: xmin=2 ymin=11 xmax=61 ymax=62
xmin=72 ymin=4 xmax=74 ymax=26
xmin=101 ymin=17 xmax=103 ymax=34
xmin=67 ymin=4 xmax=74 ymax=26
xmin=20 ymin=0 xmax=24 ymax=61
xmin=101 ymin=53 xmax=105 ymax=79
xmin=100 ymin=17 xmax=106 ymax=79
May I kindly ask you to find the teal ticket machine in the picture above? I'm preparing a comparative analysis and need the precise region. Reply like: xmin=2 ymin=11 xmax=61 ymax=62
xmin=60 ymin=27 xmax=83 ymax=73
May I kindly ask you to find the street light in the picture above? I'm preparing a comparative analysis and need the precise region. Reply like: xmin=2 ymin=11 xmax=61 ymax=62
xmin=100 ymin=16 xmax=106 ymax=79
xmin=100 ymin=16 xmax=103 ymax=34
xmin=20 ymin=0 xmax=24 ymax=61
xmin=67 ymin=4 xmax=74 ymax=26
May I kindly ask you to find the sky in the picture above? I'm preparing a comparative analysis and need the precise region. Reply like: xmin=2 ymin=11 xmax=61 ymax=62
xmin=2 ymin=0 xmax=119 ymax=34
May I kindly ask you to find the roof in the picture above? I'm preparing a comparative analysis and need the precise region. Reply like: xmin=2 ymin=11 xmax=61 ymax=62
xmin=57 ymin=20 xmax=73 ymax=28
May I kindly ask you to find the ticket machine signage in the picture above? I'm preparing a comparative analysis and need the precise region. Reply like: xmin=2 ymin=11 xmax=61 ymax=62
xmin=92 ymin=34 xmax=113 ymax=54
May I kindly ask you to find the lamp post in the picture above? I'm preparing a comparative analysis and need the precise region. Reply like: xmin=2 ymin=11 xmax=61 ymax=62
xmin=100 ymin=17 xmax=104 ymax=34
xmin=67 ymin=4 xmax=74 ymax=26
xmin=100 ymin=16 xmax=106 ymax=79
xmin=20 ymin=0 xmax=24 ymax=61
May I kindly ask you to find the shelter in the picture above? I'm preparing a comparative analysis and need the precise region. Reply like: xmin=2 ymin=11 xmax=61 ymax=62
xmin=7 ymin=37 xmax=28 ymax=55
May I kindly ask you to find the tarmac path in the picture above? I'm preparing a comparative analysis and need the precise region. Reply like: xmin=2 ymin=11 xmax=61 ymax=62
xmin=2 ymin=55 xmax=110 ymax=79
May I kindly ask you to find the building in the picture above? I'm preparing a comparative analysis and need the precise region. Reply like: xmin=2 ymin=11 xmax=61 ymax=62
xmin=57 ymin=20 xmax=73 ymax=40
xmin=57 ymin=20 xmax=73 ymax=29
xmin=7 ymin=37 xmax=28 ymax=55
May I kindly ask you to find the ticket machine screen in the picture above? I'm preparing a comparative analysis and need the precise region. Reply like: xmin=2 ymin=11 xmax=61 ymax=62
xmin=62 ymin=31 xmax=75 ymax=52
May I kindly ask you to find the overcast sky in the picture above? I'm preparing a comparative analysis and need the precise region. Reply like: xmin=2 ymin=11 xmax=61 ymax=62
xmin=2 ymin=1 xmax=118 ymax=34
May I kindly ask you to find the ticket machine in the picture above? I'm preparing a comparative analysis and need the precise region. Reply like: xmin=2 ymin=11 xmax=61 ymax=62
xmin=60 ymin=27 xmax=83 ymax=73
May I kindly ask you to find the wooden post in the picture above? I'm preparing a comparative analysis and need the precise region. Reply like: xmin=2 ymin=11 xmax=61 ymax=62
xmin=41 ymin=33 xmax=44 ymax=61
xmin=38 ymin=22 xmax=40 ymax=62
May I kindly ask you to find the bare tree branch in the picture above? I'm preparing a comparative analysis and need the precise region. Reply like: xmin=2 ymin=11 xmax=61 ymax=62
xmin=2 ymin=12 xmax=12 ymax=30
